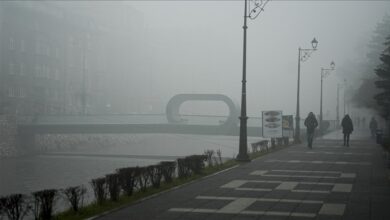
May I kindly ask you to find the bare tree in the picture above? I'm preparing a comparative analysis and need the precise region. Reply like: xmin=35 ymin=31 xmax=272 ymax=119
xmin=32 ymin=189 xmax=57 ymax=220
xmin=62 ymin=185 xmax=87 ymax=212
xmin=90 ymin=177 xmax=107 ymax=205
xmin=0 ymin=194 xmax=30 ymax=220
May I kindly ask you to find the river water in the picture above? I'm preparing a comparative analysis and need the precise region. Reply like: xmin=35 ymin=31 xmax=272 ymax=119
xmin=0 ymin=134 xmax=260 ymax=197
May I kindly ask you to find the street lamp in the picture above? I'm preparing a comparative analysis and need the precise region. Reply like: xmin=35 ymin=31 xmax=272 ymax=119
xmin=81 ymin=33 xmax=90 ymax=115
xmin=236 ymin=0 xmax=269 ymax=162
xmin=343 ymin=79 xmax=347 ymax=116
xmin=336 ymin=83 xmax=342 ymax=125
xmin=294 ymin=38 xmax=318 ymax=144
xmin=319 ymin=61 xmax=335 ymax=135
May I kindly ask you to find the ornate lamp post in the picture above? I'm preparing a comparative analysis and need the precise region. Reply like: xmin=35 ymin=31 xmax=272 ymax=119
xmin=343 ymin=79 xmax=347 ymax=116
xmin=336 ymin=83 xmax=342 ymax=125
xmin=294 ymin=38 xmax=318 ymax=144
xmin=81 ymin=33 xmax=90 ymax=115
xmin=236 ymin=0 xmax=269 ymax=162
xmin=319 ymin=61 xmax=335 ymax=135
xmin=82 ymin=41 xmax=87 ymax=115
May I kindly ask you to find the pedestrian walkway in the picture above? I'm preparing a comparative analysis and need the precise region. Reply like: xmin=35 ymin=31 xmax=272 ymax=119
xmin=321 ymin=128 xmax=372 ymax=141
xmin=95 ymin=133 xmax=390 ymax=220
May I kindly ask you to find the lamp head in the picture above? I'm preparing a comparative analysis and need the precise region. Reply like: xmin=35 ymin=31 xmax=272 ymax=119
xmin=311 ymin=38 xmax=318 ymax=49
xmin=330 ymin=61 xmax=335 ymax=70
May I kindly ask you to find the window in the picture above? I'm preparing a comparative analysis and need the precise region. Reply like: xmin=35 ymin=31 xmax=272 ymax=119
xmin=68 ymin=36 xmax=74 ymax=49
xmin=19 ymin=88 xmax=26 ymax=98
xmin=7 ymin=87 xmax=15 ymax=97
xmin=45 ymin=45 xmax=50 ymax=56
xmin=20 ymin=63 xmax=24 ymax=75
xmin=35 ymin=65 xmax=42 ymax=77
xmin=55 ymin=47 xmax=60 ymax=58
xmin=54 ymin=90 xmax=59 ymax=100
xmin=54 ymin=68 xmax=60 ymax=80
xmin=9 ymin=63 xmax=15 ymax=75
xmin=35 ymin=41 xmax=41 ymax=54
xmin=68 ymin=56 xmax=74 ymax=68
xmin=46 ymin=66 xmax=51 ymax=79
xmin=33 ymin=22 xmax=39 ymax=31
xmin=9 ymin=38 xmax=15 ymax=50
xmin=44 ymin=65 xmax=48 ymax=78
xmin=20 ymin=39 xmax=25 ymax=52
xmin=41 ymin=65 xmax=47 ymax=78
xmin=45 ymin=88 xmax=50 ymax=99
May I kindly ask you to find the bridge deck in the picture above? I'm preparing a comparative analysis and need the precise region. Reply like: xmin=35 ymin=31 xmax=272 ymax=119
xmin=20 ymin=114 xmax=262 ymax=126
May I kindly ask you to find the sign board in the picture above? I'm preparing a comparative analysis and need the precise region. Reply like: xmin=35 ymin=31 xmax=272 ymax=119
xmin=262 ymin=111 xmax=283 ymax=138
xmin=282 ymin=115 xmax=294 ymax=137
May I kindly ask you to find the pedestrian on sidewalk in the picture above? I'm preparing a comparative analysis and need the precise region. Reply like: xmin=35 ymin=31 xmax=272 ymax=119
xmin=362 ymin=116 xmax=366 ymax=128
xmin=304 ymin=112 xmax=318 ymax=148
xmin=356 ymin=116 xmax=361 ymax=128
xmin=369 ymin=116 xmax=378 ymax=138
xmin=341 ymin=114 xmax=353 ymax=146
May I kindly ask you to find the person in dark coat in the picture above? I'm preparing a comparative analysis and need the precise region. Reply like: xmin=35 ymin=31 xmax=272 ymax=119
xmin=341 ymin=114 xmax=354 ymax=146
xmin=304 ymin=112 xmax=318 ymax=148
xmin=369 ymin=117 xmax=378 ymax=138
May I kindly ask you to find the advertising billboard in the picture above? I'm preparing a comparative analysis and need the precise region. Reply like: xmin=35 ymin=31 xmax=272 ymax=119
xmin=262 ymin=110 xmax=283 ymax=138
xmin=282 ymin=115 xmax=294 ymax=137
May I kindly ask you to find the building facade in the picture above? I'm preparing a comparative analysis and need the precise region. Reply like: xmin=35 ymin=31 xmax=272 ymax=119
xmin=0 ymin=1 xmax=146 ymax=117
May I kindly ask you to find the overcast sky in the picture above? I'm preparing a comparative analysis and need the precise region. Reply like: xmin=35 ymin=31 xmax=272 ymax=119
xmin=124 ymin=0 xmax=390 ymax=119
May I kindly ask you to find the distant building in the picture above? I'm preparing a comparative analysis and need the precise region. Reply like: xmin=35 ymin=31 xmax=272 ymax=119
xmin=0 ymin=1 xmax=146 ymax=116
xmin=0 ymin=2 xmax=65 ymax=115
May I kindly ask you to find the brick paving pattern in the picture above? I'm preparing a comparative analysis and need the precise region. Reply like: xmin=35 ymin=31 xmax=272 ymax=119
xmin=96 ymin=130 xmax=390 ymax=220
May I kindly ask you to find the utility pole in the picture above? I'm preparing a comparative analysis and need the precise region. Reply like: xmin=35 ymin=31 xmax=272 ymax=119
xmin=337 ymin=83 xmax=340 ymax=125
xmin=294 ymin=38 xmax=318 ymax=143
xmin=236 ymin=0 xmax=269 ymax=162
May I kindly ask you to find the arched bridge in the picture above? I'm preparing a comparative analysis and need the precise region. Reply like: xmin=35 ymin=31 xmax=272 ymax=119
xmin=17 ymin=94 xmax=263 ymax=149
xmin=166 ymin=93 xmax=239 ymax=127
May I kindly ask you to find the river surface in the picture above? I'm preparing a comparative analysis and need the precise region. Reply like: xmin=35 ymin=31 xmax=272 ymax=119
xmin=0 ymin=134 xmax=261 ymax=197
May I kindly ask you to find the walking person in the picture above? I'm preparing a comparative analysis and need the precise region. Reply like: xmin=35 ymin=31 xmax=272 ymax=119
xmin=362 ymin=117 xmax=366 ymax=128
xmin=341 ymin=114 xmax=353 ymax=146
xmin=356 ymin=116 xmax=361 ymax=128
xmin=304 ymin=112 xmax=318 ymax=148
xmin=369 ymin=117 xmax=378 ymax=138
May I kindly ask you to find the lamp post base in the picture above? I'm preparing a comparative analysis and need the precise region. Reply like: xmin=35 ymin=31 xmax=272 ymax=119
xmin=236 ymin=153 xmax=251 ymax=162
xmin=294 ymin=139 xmax=302 ymax=144
xmin=294 ymin=132 xmax=301 ymax=144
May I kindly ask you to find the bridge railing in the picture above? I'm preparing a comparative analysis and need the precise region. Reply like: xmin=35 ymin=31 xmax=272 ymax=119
xmin=17 ymin=114 xmax=293 ymax=128
xmin=18 ymin=114 xmax=168 ymax=125
xmin=18 ymin=114 xmax=339 ymax=132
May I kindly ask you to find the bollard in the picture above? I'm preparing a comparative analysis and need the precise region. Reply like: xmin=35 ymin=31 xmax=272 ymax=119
xmin=283 ymin=137 xmax=289 ymax=146
xmin=376 ymin=129 xmax=383 ymax=144
xmin=271 ymin=138 xmax=275 ymax=148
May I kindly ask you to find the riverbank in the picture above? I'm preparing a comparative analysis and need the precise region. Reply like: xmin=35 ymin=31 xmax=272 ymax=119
xmin=0 ymin=133 xmax=146 ymax=158
xmin=0 ymin=134 xmax=280 ymax=220
xmin=1 ymin=134 xmax=262 ymax=196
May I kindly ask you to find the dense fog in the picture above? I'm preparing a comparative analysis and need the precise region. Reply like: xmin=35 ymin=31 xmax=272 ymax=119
xmin=130 ymin=0 xmax=390 ymax=119
xmin=1 ymin=2 xmax=390 ymax=217
xmin=1 ymin=1 xmax=389 ymax=119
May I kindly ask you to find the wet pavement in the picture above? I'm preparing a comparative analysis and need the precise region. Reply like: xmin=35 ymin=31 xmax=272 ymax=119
xmin=95 ymin=129 xmax=390 ymax=220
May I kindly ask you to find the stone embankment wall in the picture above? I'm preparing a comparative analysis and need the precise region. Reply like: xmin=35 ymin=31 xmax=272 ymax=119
xmin=0 ymin=115 xmax=19 ymax=157
xmin=0 ymin=114 xmax=146 ymax=157
xmin=35 ymin=133 xmax=145 ymax=152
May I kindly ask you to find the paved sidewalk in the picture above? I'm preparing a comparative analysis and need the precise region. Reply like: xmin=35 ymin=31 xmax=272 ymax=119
xmin=96 ymin=134 xmax=390 ymax=220
xmin=321 ymin=128 xmax=372 ymax=141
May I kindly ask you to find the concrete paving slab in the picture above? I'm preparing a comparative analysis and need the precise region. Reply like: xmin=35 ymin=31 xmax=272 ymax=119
xmin=318 ymin=203 xmax=346 ymax=215
xmin=95 ymin=138 xmax=389 ymax=220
